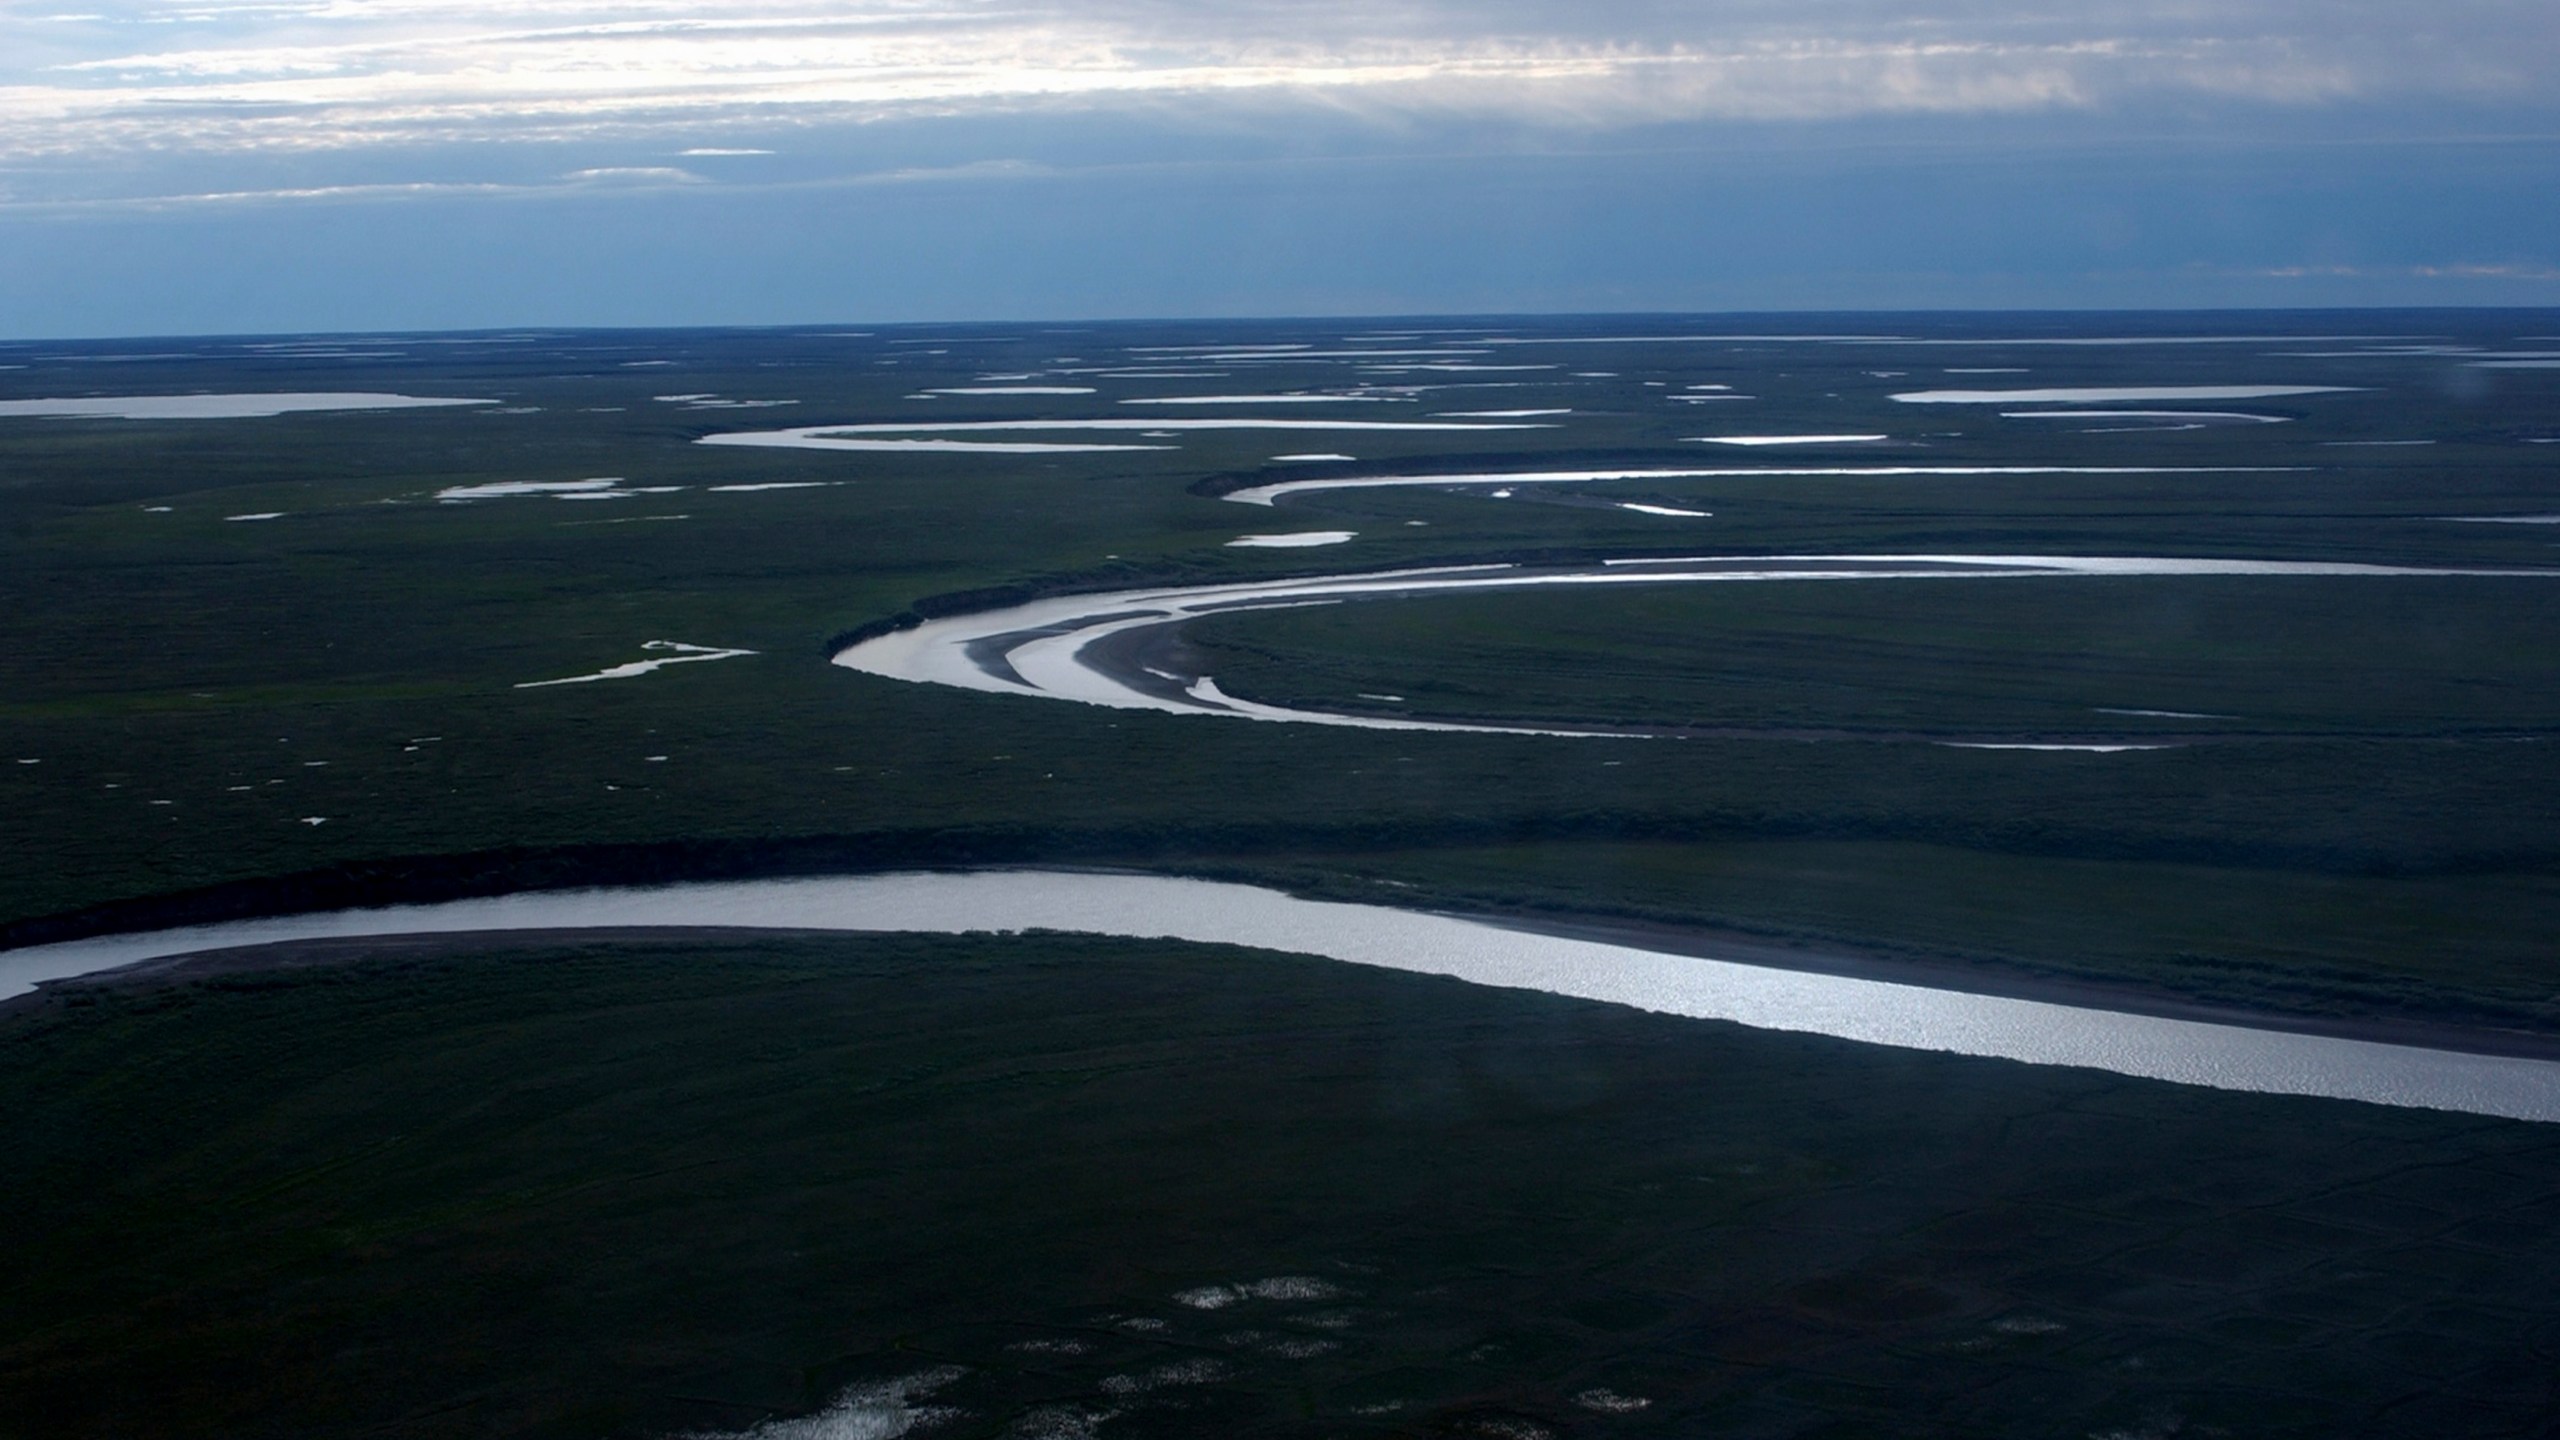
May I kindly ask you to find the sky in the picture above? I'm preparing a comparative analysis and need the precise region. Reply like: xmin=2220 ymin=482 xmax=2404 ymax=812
xmin=3 ymin=0 xmax=2557 ymax=336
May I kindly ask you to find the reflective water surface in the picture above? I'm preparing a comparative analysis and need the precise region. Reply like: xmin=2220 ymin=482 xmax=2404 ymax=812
xmin=834 ymin=555 xmax=2555 ymax=736
xmin=8 ymin=870 xmax=2557 ymax=1122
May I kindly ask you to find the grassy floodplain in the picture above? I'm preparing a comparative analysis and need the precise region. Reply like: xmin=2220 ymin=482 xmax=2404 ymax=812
xmin=3 ymin=312 xmax=2560 ymax=1434
xmin=4 ymin=315 xmax=2558 ymax=1019
xmin=9 ymin=933 xmax=2560 ymax=1439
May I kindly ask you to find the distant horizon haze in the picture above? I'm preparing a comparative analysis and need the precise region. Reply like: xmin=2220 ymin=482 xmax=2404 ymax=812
xmin=6 ymin=305 xmax=2560 ymax=350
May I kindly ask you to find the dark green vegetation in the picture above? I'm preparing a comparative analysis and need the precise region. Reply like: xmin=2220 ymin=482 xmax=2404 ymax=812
xmin=1185 ymin=575 xmax=2560 ymax=738
xmin=4 ymin=315 xmax=2560 ymax=1436
xmin=8 ymin=932 xmax=2559 ymax=1440
xmin=3 ymin=315 xmax=2557 ymax=1027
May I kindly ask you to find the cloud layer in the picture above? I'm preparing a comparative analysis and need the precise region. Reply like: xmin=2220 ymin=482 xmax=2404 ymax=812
xmin=8 ymin=0 xmax=2555 ymax=176
xmin=4 ymin=1 xmax=2555 ymax=330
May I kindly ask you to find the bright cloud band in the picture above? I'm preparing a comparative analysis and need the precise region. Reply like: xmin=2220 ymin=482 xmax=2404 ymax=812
xmin=6 ymin=0 xmax=2553 ymax=174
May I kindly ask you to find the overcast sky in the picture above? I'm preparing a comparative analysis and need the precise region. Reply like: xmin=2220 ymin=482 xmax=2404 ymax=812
xmin=3 ymin=0 xmax=2556 ymax=336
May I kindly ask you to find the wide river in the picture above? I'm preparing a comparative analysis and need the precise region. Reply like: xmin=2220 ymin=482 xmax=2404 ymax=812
xmin=6 ymin=870 xmax=2557 ymax=1123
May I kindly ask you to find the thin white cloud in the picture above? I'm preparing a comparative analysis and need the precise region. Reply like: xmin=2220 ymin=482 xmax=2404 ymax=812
xmin=0 ymin=155 xmax=1054 ymax=212
xmin=2415 ymin=262 xmax=2560 ymax=281
xmin=562 ymin=165 xmax=701 ymax=183
xmin=47 ymin=177 xmax=521 ymax=207
xmin=2254 ymin=262 xmax=2560 ymax=282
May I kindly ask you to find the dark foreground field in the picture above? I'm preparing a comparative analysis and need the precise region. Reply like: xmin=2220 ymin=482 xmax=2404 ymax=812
xmin=6 ymin=933 xmax=2558 ymax=1440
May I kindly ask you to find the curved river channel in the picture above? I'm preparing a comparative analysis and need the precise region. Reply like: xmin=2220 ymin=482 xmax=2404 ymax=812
xmin=6 ymin=871 xmax=2558 ymax=1123
xmin=834 ymin=554 xmax=2555 ymax=737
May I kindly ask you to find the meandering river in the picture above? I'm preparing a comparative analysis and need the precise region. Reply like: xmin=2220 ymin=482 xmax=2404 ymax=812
xmin=835 ymin=554 xmax=2555 ymax=737
xmin=7 ymin=870 xmax=2557 ymax=1123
